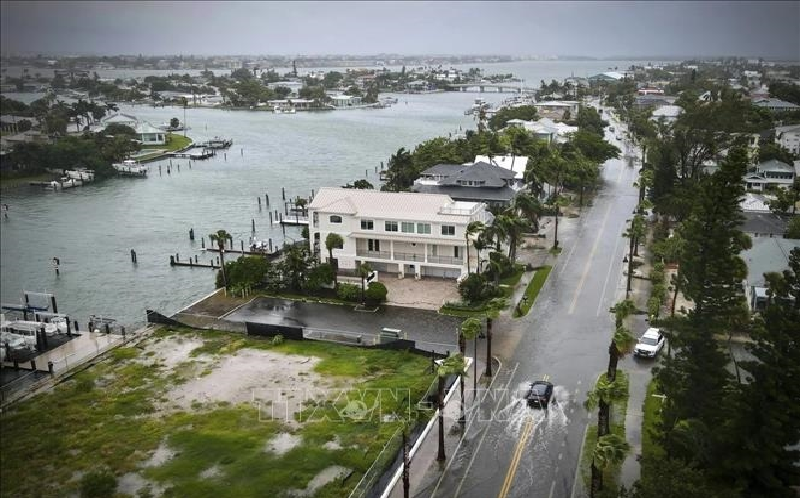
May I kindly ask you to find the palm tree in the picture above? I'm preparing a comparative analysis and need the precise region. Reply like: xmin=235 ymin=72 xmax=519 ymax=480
xmin=459 ymin=318 xmax=482 ymax=423
xmin=584 ymin=377 xmax=626 ymax=438
xmin=325 ymin=233 xmax=344 ymax=289
xmin=357 ymin=261 xmax=373 ymax=304
xmin=437 ymin=354 xmax=466 ymax=462
xmin=472 ymin=235 xmax=490 ymax=273
xmin=612 ymin=299 xmax=637 ymax=329
xmin=483 ymin=298 xmax=503 ymax=378
xmin=465 ymin=221 xmax=485 ymax=275
xmin=209 ymin=230 xmax=233 ymax=287
xmin=513 ymin=192 xmax=543 ymax=233
xmin=623 ymin=214 xmax=646 ymax=297
xmin=590 ymin=434 xmax=630 ymax=497
xmin=607 ymin=326 xmax=635 ymax=383
xmin=551 ymin=194 xmax=570 ymax=250
xmin=494 ymin=213 xmax=527 ymax=263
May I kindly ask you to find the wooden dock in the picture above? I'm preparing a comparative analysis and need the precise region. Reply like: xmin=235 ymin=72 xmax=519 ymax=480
xmin=170 ymin=149 xmax=215 ymax=160
xmin=169 ymin=255 xmax=219 ymax=269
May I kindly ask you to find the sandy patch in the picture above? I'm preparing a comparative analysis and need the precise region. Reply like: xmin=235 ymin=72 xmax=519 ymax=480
xmin=142 ymin=442 xmax=176 ymax=468
xmin=288 ymin=466 xmax=352 ymax=497
xmin=160 ymin=348 xmax=348 ymax=422
xmin=118 ymin=472 xmax=166 ymax=497
xmin=141 ymin=336 xmax=207 ymax=369
xmin=199 ymin=465 xmax=223 ymax=479
xmin=265 ymin=432 xmax=302 ymax=456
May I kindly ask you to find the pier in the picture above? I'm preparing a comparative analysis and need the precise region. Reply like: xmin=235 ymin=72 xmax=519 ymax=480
xmin=170 ymin=149 xmax=215 ymax=160
xmin=169 ymin=255 xmax=220 ymax=269
xmin=447 ymin=83 xmax=537 ymax=94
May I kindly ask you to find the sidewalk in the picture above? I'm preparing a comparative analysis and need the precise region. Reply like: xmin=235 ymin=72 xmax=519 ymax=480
xmin=386 ymin=355 xmax=496 ymax=498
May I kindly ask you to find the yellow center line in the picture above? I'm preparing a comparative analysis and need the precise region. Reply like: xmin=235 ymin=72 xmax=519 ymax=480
xmin=568 ymin=202 xmax=613 ymax=314
xmin=497 ymin=416 xmax=535 ymax=498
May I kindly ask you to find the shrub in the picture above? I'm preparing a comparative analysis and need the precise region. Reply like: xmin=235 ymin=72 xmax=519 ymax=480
xmin=80 ymin=471 xmax=117 ymax=498
xmin=647 ymin=296 xmax=662 ymax=319
xmin=271 ymin=334 xmax=284 ymax=346
xmin=306 ymin=263 xmax=334 ymax=292
xmin=652 ymin=283 xmax=667 ymax=303
xmin=459 ymin=273 xmax=487 ymax=303
xmin=485 ymin=251 xmax=513 ymax=279
xmin=337 ymin=282 xmax=360 ymax=302
xmin=364 ymin=281 xmax=388 ymax=304
xmin=217 ymin=256 xmax=271 ymax=288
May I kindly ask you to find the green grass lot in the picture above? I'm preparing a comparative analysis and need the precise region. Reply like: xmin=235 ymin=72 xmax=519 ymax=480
xmin=640 ymin=378 xmax=665 ymax=478
xmin=0 ymin=172 xmax=53 ymax=189
xmin=141 ymin=133 xmax=192 ymax=151
xmin=514 ymin=265 xmax=552 ymax=317
xmin=579 ymin=370 xmax=630 ymax=498
xmin=0 ymin=327 xmax=435 ymax=498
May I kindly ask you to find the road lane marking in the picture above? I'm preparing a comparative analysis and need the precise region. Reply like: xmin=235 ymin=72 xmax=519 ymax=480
xmin=549 ymin=480 xmax=557 ymax=498
xmin=448 ymin=362 xmax=520 ymax=498
xmin=596 ymin=219 xmax=627 ymax=316
xmin=568 ymin=202 xmax=613 ymax=314
xmin=497 ymin=416 xmax=535 ymax=498
xmin=570 ymin=423 xmax=591 ymax=498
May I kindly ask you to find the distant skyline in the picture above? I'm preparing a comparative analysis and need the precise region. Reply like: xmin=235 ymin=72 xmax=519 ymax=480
xmin=2 ymin=1 xmax=799 ymax=60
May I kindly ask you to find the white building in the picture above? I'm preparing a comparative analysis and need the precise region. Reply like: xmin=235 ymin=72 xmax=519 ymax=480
xmin=473 ymin=154 xmax=530 ymax=183
xmin=775 ymin=124 xmax=800 ymax=155
xmin=651 ymin=104 xmax=683 ymax=124
xmin=134 ymin=122 xmax=166 ymax=145
xmin=308 ymin=187 xmax=494 ymax=279
xmin=743 ymin=159 xmax=796 ymax=191
xmin=331 ymin=95 xmax=362 ymax=107
xmin=100 ymin=113 xmax=139 ymax=129
xmin=532 ymin=100 xmax=580 ymax=119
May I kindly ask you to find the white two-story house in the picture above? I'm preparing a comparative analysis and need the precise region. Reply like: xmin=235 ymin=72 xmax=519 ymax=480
xmin=308 ymin=187 xmax=494 ymax=279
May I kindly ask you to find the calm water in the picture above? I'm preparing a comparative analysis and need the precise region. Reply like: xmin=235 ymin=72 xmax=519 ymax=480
xmin=0 ymin=59 xmax=648 ymax=327
xmin=0 ymin=92 xmax=507 ymax=326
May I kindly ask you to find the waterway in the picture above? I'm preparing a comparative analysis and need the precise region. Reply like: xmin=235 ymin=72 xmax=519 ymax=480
xmin=0 ymin=60 xmax=646 ymax=328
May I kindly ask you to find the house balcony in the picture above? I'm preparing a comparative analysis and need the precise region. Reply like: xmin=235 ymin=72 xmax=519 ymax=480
xmin=355 ymin=249 xmax=463 ymax=266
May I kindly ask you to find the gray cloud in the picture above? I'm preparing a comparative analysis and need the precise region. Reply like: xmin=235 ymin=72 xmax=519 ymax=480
xmin=1 ymin=1 xmax=798 ymax=58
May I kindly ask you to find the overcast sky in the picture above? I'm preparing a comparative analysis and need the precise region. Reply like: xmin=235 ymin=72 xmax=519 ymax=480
xmin=2 ymin=1 xmax=799 ymax=59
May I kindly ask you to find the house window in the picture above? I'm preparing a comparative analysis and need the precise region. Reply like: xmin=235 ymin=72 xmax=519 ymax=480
xmin=417 ymin=223 xmax=431 ymax=234
xmin=361 ymin=219 xmax=374 ymax=230
xmin=368 ymin=239 xmax=380 ymax=252
xmin=313 ymin=212 xmax=319 ymax=227
xmin=330 ymin=215 xmax=343 ymax=224
xmin=442 ymin=225 xmax=456 ymax=236
xmin=431 ymin=245 xmax=438 ymax=256
xmin=385 ymin=221 xmax=398 ymax=232
xmin=401 ymin=222 xmax=415 ymax=233
xmin=454 ymin=246 xmax=460 ymax=258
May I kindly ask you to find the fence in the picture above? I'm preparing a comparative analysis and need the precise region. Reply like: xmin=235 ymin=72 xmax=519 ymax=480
xmin=347 ymin=372 xmax=458 ymax=498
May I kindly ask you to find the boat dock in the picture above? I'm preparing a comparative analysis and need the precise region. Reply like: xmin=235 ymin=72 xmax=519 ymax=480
xmin=197 ymin=137 xmax=233 ymax=149
xmin=113 ymin=160 xmax=148 ymax=177
xmin=170 ymin=149 xmax=215 ymax=160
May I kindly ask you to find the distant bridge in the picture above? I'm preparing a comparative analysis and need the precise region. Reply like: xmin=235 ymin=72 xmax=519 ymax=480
xmin=446 ymin=83 xmax=539 ymax=94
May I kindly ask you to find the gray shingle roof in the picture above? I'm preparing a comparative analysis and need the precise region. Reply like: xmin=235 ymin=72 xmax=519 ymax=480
xmin=412 ymin=184 xmax=518 ymax=203
xmin=757 ymin=159 xmax=794 ymax=172
xmin=740 ymin=212 xmax=791 ymax=235
xmin=419 ymin=161 xmax=516 ymax=188
xmin=741 ymin=237 xmax=800 ymax=286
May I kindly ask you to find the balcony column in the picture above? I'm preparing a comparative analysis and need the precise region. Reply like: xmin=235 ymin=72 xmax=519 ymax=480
xmin=425 ymin=243 xmax=428 ymax=263
xmin=390 ymin=240 xmax=394 ymax=261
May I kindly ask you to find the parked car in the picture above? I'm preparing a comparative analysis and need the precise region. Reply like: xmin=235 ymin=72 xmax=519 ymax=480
xmin=526 ymin=381 xmax=553 ymax=408
xmin=634 ymin=328 xmax=665 ymax=358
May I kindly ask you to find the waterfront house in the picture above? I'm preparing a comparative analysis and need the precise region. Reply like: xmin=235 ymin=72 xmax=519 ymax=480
xmin=412 ymin=161 xmax=519 ymax=208
xmin=588 ymin=72 xmax=625 ymax=83
xmin=775 ymin=124 xmax=800 ymax=155
xmin=752 ymin=98 xmax=800 ymax=113
xmin=134 ymin=122 xmax=166 ymax=146
xmin=331 ymin=95 xmax=362 ymax=107
xmin=101 ymin=113 xmax=139 ymax=129
xmin=308 ymin=187 xmax=493 ymax=279
xmin=504 ymin=118 xmax=576 ymax=145
xmin=0 ymin=130 xmax=53 ymax=151
xmin=0 ymin=115 xmax=39 ymax=133
xmin=742 ymin=237 xmax=800 ymax=311
xmin=743 ymin=159 xmax=796 ymax=191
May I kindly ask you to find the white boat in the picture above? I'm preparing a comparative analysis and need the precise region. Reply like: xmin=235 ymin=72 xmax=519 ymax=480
xmin=59 ymin=178 xmax=83 ymax=188
xmin=65 ymin=169 xmax=95 ymax=181
xmin=113 ymin=159 xmax=148 ymax=177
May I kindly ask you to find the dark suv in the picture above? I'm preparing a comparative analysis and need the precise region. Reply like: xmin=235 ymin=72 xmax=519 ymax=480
xmin=526 ymin=381 xmax=553 ymax=408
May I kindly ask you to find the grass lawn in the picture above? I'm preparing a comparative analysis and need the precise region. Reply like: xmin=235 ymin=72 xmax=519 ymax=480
xmin=0 ymin=172 xmax=53 ymax=189
xmin=499 ymin=265 xmax=525 ymax=286
xmin=141 ymin=133 xmax=192 ymax=151
xmin=641 ymin=378 xmax=665 ymax=479
xmin=580 ymin=370 xmax=630 ymax=498
xmin=0 ymin=327 xmax=435 ymax=498
xmin=514 ymin=265 xmax=552 ymax=317
xmin=549 ymin=246 xmax=563 ymax=255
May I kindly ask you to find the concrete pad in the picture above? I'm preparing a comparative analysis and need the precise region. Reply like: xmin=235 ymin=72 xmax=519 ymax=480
xmin=381 ymin=277 xmax=460 ymax=310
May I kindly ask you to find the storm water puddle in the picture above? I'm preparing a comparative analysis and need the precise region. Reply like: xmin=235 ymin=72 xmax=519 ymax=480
xmin=288 ymin=465 xmax=351 ymax=497
xmin=265 ymin=432 xmax=302 ymax=456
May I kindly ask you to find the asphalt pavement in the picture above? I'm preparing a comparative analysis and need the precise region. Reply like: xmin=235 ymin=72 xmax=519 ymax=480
xmin=423 ymin=115 xmax=648 ymax=498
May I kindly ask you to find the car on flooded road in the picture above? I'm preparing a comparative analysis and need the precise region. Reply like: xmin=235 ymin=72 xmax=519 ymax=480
xmin=526 ymin=381 xmax=553 ymax=408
